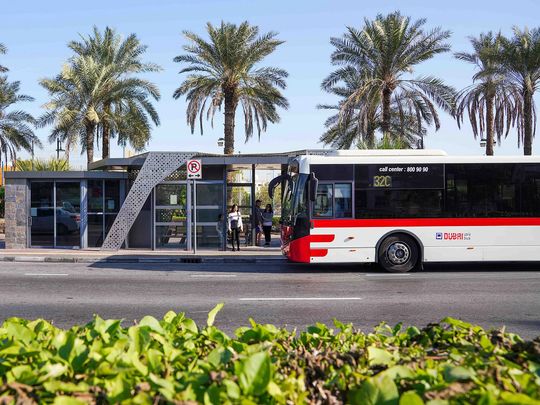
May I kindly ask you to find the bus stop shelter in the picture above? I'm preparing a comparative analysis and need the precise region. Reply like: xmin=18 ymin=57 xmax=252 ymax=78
xmin=3 ymin=151 xmax=317 ymax=251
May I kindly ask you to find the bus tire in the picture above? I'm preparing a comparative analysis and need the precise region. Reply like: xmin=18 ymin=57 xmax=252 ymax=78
xmin=378 ymin=234 xmax=419 ymax=273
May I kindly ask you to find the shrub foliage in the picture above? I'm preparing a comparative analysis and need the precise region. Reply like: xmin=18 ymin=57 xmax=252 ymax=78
xmin=0 ymin=306 xmax=539 ymax=404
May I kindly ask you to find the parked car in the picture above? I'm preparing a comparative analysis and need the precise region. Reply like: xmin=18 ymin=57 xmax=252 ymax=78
xmin=32 ymin=207 xmax=80 ymax=234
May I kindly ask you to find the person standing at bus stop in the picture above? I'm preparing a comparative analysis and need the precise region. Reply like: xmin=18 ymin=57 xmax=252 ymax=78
xmin=228 ymin=204 xmax=243 ymax=251
xmin=255 ymin=199 xmax=264 ymax=245
xmin=262 ymin=204 xmax=274 ymax=246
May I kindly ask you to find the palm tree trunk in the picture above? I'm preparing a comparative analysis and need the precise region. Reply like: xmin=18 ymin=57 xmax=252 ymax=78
xmin=523 ymin=88 xmax=533 ymax=156
xmin=367 ymin=126 xmax=376 ymax=148
xmin=223 ymin=87 xmax=238 ymax=207
xmin=85 ymin=122 xmax=95 ymax=167
xmin=223 ymin=87 xmax=237 ymax=155
xmin=381 ymin=87 xmax=392 ymax=136
xmin=485 ymin=95 xmax=495 ymax=156
xmin=102 ymin=102 xmax=111 ymax=160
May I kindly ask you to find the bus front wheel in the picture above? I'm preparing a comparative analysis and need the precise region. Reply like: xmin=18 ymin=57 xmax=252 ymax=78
xmin=378 ymin=234 xmax=419 ymax=273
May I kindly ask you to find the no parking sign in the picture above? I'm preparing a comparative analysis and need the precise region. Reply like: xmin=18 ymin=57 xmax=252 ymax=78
xmin=187 ymin=159 xmax=202 ymax=179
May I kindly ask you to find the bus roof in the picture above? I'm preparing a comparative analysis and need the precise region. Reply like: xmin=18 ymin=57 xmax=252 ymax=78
xmin=325 ymin=149 xmax=448 ymax=157
xmin=293 ymin=150 xmax=540 ymax=172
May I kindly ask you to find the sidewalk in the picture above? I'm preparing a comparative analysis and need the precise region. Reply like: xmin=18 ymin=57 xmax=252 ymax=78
xmin=0 ymin=234 xmax=285 ymax=264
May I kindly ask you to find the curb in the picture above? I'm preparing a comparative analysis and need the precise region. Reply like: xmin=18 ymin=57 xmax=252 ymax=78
xmin=0 ymin=256 xmax=286 ymax=264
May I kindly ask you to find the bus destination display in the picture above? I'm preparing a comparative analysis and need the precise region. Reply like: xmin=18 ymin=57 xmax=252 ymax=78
xmin=356 ymin=164 xmax=444 ymax=189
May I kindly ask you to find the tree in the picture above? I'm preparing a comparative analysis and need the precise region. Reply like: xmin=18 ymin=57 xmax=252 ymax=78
xmin=496 ymin=27 xmax=540 ymax=155
xmin=0 ymin=78 xmax=39 ymax=165
xmin=319 ymin=66 xmax=431 ymax=149
xmin=173 ymin=21 xmax=289 ymax=155
xmin=322 ymin=12 xmax=455 ymax=148
xmin=39 ymin=56 xmax=110 ymax=165
xmin=455 ymin=33 xmax=520 ymax=156
xmin=40 ymin=29 xmax=160 ymax=166
xmin=68 ymin=26 xmax=161 ymax=159
xmin=0 ymin=43 xmax=7 ymax=73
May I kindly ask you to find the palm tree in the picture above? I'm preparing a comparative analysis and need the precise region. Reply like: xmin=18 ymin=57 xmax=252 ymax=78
xmin=496 ymin=27 xmax=540 ymax=155
xmin=322 ymin=12 xmax=455 ymax=148
xmin=0 ymin=43 xmax=8 ymax=73
xmin=40 ymin=30 xmax=161 ymax=166
xmin=455 ymin=33 xmax=519 ymax=155
xmin=68 ymin=26 xmax=161 ymax=159
xmin=319 ymin=66 xmax=432 ymax=149
xmin=39 ymin=56 xmax=110 ymax=165
xmin=0 ymin=78 xmax=40 ymax=164
xmin=173 ymin=21 xmax=289 ymax=155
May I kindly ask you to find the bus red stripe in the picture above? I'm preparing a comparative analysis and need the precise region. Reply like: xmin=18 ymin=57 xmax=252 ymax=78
xmin=310 ymin=234 xmax=335 ymax=243
xmin=310 ymin=249 xmax=328 ymax=257
xmin=312 ymin=217 xmax=540 ymax=228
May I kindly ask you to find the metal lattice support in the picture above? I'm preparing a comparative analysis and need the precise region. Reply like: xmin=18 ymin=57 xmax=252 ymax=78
xmin=101 ymin=152 xmax=196 ymax=250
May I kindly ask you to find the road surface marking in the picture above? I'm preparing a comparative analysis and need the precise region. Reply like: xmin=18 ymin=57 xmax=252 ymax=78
xmin=24 ymin=273 xmax=69 ymax=276
xmin=190 ymin=274 xmax=237 ymax=278
xmin=239 ymin=297 xmax=362 ymax=301
xmin=365 ymin=273 xmax=411 ymax=277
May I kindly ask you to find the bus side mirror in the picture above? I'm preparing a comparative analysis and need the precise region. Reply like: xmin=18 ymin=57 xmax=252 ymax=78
xmin=268 ymin=173 xmax=290 ymax=199
xmin=309 ymin=173 xmax=318 ymax=202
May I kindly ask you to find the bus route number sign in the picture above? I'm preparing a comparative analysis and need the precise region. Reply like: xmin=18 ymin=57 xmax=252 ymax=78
xmin=356 ymin=164 xmax=445 ymax=189
xmin=187 ymin=159 xmax=202 ymax=179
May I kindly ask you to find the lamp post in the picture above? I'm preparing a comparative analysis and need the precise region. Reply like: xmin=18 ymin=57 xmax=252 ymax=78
xmin=479 ymin=137 xmax=496 ymax=154
xmin=217 ymin=137 xmax=225 ymax=152
xmin=56 ymin=138 xmax=65 ymax=160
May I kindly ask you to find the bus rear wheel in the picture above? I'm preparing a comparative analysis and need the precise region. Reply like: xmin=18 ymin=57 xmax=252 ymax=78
xmin=378 ymin=234 xmax=419 ymax=273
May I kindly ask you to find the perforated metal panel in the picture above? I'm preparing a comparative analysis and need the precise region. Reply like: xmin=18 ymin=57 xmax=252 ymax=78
xmin=101 ymin=152 xmax=196 ymax=250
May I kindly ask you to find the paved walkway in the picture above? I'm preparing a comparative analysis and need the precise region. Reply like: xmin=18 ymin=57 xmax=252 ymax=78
xmin=0 ymin=233 xmax=284 ymax=263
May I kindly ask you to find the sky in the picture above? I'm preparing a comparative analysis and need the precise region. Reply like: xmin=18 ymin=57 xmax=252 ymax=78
xmin=2 ymin=0 xmax=540 ymax=169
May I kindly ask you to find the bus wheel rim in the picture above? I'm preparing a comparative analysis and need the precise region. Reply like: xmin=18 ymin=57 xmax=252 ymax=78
xmin=387 ymin=242 xmax=410 ymax=265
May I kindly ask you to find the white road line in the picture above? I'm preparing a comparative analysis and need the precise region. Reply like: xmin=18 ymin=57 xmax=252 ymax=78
xmin=24 ymin=273 xmax=69 ymax=276
xmin=239 ymin=297 xmax=362 ymax=301
xmin=365 ymin=273 xmax=411 ymax=277
xmin=190 ymin=274 xmax=237 ymax=278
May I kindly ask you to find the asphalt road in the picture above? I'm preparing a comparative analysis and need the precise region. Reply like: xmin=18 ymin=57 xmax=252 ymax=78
xmin=0 ymin=261 xmax=539 ymax=339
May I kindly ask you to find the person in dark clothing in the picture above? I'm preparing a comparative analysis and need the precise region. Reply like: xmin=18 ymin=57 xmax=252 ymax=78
xmin=262 ymin=204 xmax=273 ymax=246
xmin=227 ymin=204 xmax=243 ymax=251
xmin=255 ymin=199 xmax=263 ymax=245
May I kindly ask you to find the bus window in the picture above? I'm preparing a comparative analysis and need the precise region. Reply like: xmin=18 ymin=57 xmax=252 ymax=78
xmin=313 ymin=184 xmax=333 ymax=218
xmin=335 ymin=183 xmax=353 ymax=218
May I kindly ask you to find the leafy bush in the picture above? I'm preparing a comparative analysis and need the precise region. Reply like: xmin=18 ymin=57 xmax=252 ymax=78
xmin=0 ymin=306 xmax=539 ymax=404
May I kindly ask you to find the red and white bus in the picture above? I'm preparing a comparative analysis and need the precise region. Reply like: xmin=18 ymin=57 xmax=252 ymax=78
xmin=269 ymin=150 xmax=540 ymax=272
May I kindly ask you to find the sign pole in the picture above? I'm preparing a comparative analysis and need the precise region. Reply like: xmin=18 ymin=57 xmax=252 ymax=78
xmin=193 ymin=178 xmax=197 ymax=255
xmin=186 ymin=158 xmax=202 ymax=255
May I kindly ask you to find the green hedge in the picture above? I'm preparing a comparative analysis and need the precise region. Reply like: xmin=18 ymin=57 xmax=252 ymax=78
xmin=0 ymin=305 xmax=539 ymax=404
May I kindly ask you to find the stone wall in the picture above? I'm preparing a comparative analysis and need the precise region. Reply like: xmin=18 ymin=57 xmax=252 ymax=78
xmin=5 ymin=179 xmax=28 ymax=249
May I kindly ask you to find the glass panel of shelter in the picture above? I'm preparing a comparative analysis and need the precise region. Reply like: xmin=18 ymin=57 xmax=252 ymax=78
xmin=87 ymin=180 xmax=121 ymax=248
xmin=154 ymin=182 xmax=189 ymax=250
xmin=30 ymin=181 xmax=81 ymax=248
xmin=154 ymin=180 xmax=225 ymax=251
xmin=30 ymin=182 xmax=54 ymax=247
xmin=193 ymin=181 xmax=224 ymax=250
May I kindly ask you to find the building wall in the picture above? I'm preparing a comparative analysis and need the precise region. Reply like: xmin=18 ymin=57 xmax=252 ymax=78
xmin=5 ymin=179 xmax=28 ymax=249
